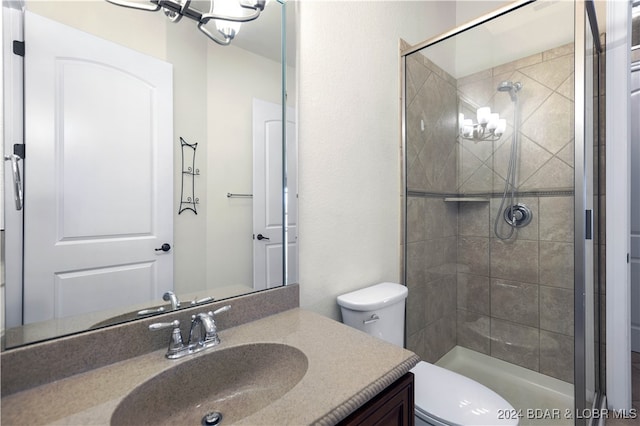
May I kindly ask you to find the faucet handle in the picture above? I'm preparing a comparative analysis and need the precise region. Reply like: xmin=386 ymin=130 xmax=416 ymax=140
xmin=149 ymin=319 xmax=180 ymax=331
xmin=212 ymin=305 xmax=231 ymax=316
xmin=190 ymin=296 xmax=214 ymax=306
xmin=149 ymin=320 xmax=185 ymax=358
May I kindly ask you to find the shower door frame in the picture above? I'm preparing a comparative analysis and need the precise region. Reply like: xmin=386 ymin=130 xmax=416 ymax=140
xmin=400 ymin=0 xmax=602 ymax=422
xmin=576 ymin=0 xmax=606 ymax=418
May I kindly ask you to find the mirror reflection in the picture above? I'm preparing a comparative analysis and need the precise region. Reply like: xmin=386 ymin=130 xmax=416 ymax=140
xmin=1 ymin=0 xmax=297 ymax=349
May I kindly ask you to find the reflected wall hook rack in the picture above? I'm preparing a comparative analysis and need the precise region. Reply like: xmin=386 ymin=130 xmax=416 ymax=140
xmin=179 ymin=137 xmax=200 ymax=214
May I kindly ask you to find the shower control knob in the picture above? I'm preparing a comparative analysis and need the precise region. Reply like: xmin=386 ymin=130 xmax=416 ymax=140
xmin=155 ymin=243 xmax=171 ymax=252
xmin=503 ymin=204 xmax=532 ymax=228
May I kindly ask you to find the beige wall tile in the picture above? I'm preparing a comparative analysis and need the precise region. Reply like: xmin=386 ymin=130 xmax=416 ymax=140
xmin=490 ymin=239 xmax=539 ymax=283
xmin=458 ymin=237 xmax=490 ymax=276
xmin=406 ymin=55 xmax=432 ymax=99
xmin=491 ymin=278 xmax=539 ymax=328
xmin=458 ymin=202 xmax=490 ymax=237
xmin=491 ymin=318 xmax=540 ymax=371
xmin=424 ymin=314 xmax=457 ymax=363
xmin=406 ymin=283 xmax=426 ymax=336
xmin=556 ymin=73 xmax=575 ymax=101
xmin=493 ymin=135 xmax=552 ymax=188
xmin=539 ymin=241 xmax=574 ymax=289
xmin=520 ymin=54 xmax=574 ymax=91
xmin=493 ymin=53 xmax=543 ymax=76
xmin=540 ymin=285 xmax=574 ymax=336
xmin=457 ymin=273 xmax=490 ymax=315
xmin=407 ymin=155 xmax=428 ymax=191
xmin=521 ymin=157 xmax=574 ymax=191
xmin=457 ymin=310 xmax=490 ymax=355
xmin=521 ymin=92 xmax=574 ymax=155
xmin=459 ymin=163 xmax=494 ymax=194
xmin=556 ymin=140 xmax=574 ymax=166
xmin=409 ymin=41 xmax=579 ymax=374
xmin=542 ymin=42 xmax=574 ymax=61
xmin=406 ymin=241 xmax=427 ymax=285
xmin=407 ymin=328 xmax=426 ymax=362
xmin=539 ymin=196 xmax=574 ymax=242
xmin=540 ymin=330 xmax=574 ymax=383
xmin=406 ymin=197 xmax=426 ymax=243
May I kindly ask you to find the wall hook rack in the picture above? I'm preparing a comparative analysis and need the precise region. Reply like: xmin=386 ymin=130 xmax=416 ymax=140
xmin=179 ymin=137 xmax=200 ymax=215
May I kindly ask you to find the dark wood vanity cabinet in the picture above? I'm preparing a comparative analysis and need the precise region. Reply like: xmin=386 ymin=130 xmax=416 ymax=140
xmin=338 ymin=372 xmax=415 ymax=426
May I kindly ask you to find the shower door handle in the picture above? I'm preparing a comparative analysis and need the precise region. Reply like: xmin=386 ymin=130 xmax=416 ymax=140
xmin=4 ymin=154 xmax=23 ymax=211
xmin=585 ymin=210 xmax=592 ymax=240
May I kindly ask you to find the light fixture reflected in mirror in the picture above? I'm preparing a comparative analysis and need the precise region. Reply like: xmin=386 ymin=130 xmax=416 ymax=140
xmin=458 ymin=108 xmax=507 ymax=141
xmin=105 ymin=0 xmax=267 ymax=45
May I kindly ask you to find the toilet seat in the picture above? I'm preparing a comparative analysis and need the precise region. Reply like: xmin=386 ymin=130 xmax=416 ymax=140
xmin=411 ymin=361 xmax=519 ymax=426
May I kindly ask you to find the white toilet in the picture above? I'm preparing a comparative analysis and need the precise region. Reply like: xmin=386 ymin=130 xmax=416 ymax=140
xmin=337 ymin=282 xmax=519 ymax=426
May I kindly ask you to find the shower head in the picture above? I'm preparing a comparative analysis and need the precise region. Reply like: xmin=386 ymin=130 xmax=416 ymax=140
xmin=497 ymin=81 xmax=522 ymax=101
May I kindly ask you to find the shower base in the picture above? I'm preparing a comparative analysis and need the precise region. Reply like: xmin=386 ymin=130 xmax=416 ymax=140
xmin=436 ymin=346 xmax=574 ymax=426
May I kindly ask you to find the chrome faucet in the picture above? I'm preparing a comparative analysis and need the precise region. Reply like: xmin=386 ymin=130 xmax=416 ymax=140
xmin=149 ymin=319 xmax=186 ymax=359
xmin=163 ymin=291 xmax=181 ymax=310
xmin=149 ymin=305 xmax=231 ymax=359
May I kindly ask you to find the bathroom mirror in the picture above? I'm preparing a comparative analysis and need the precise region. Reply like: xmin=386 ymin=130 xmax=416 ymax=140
xmin=1 ymin=0 xmax=297 ymax=349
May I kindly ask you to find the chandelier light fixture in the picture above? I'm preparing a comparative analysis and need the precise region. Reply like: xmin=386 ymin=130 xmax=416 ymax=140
xmin=459 ymin=107 xmax=507 ymax=141
xmin=104 ymin=0 xmax=267 ymax=46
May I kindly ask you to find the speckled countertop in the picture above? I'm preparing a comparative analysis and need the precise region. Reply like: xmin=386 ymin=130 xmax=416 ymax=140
xmin=1 ymin=308 xmax=420 ymax=426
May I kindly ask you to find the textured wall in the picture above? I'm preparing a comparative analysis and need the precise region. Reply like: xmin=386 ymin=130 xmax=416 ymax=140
xmin=297 ymin=1 xmax=457 ymax=319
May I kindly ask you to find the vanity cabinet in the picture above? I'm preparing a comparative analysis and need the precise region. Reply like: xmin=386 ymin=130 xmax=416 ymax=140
xmin=338 ymin=372 xmax=415 ymax=426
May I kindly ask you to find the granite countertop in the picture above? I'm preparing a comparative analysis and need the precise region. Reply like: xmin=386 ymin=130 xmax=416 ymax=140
xmin=1 ymin=308 xmax=420 ymax=425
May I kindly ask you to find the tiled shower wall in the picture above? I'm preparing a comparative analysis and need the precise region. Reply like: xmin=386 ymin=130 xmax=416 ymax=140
xmin=405 ymin=53 xmax=459 ymax=363
xmin=405 ymin=44 xmax=576 ymax=383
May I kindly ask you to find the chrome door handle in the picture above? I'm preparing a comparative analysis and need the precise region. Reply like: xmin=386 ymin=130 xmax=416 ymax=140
xmin=256 ymin=234 xmax=270 ymax=241
xmin=4 ymin=154 xmax=23 ymax=210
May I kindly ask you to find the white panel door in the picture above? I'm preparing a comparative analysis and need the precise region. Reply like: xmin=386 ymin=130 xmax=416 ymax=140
xmin=252 ymin=98 xmax=297 ymax=290
xmin=631 ymin=66 xmax=640 ymax=352
xmin=23 ymin=12 xmax=173 ymax=323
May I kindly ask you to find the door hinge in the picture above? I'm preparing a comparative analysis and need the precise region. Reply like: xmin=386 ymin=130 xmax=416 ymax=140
xmin=12 ymin=40 xmax=24 ymax=57
xmin=585 ymin=209 xmax=592 ymax=240
xmin=13 ymin=143 xmax=25 ymax=159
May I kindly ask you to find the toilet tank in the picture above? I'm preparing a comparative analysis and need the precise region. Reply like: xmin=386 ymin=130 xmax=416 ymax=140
xmin=336 ymin=282 xmax=408 ymax=347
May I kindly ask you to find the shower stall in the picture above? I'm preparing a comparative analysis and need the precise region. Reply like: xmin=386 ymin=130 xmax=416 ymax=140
xmin=402 ymin=1 xmax=604 ymax=424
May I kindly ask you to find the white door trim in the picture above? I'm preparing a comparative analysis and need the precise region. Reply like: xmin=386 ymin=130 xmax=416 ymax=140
xmin=3 ymin=4 xmax=24 ymax=327
xmin=606 ymin=0 xmax=632 ymax=411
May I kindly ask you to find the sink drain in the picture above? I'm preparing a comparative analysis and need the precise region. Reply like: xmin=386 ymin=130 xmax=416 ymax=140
xmin=202 ymin=411 xmax=223 ymax=426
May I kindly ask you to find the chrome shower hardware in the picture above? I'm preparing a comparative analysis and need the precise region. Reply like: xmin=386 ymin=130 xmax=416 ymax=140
xmin=497 ymin=80 xmax=523 ymax=102
xmin=494 ymin=80 xmax=525 ymax=240
xmin=503 ymin=203 xmax=533 ymax=228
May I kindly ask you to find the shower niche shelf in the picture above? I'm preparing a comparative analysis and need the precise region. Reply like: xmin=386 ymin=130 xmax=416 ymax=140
xmin=443 ymin=197 xmax=489 ymax=202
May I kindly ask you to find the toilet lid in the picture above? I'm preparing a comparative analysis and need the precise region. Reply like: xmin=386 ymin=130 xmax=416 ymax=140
xmin=336 ymin=282 xmax=408 ymax=311
xmin=411 ymin=361 xmax=519 ymax=426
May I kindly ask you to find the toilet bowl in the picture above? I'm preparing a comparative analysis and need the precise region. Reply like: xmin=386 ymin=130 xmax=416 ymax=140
xmin=337 ymin=282 xmax=518 ymax=426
